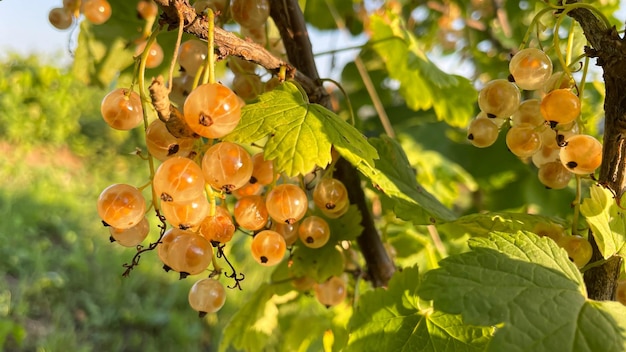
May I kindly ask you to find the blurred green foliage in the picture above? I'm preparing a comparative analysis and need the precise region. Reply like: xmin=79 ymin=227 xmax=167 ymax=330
xmin=2 ymin=0 xmax=623 ymax=349
xmin=0 ymin=55 xmax=222 ymax=351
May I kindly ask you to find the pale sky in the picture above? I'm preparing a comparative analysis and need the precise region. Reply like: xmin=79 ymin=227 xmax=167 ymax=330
xmin=0 ymin=0 xmax=365 ymax=77
xmin=0 ymin=1 xmax=624 ymax=74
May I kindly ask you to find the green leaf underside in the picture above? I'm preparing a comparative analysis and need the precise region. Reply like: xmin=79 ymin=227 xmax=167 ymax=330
xmin=437 ymin=212 xmax=569 ymax=239
xmin=419 ymin=232 xmax=626 ymax=351
xmin=358 ymin=135 xmax=457 ymax=224
xmin=368 ymin=12 xmax=476 ymax=128
xmin=347 ymin=266 xmax=493 ymax=352
xmin=225 ymin=82 xmax=378 ymax=177
xmin=220 ymin=284 xmax=276 ymax=352
xmin=323 ymin=204 xmax=363 ymax=242
xmin=290 ymin=244 xmax=345 ymax=283
xmin=580 ymin=184 xmax=626 ymax=258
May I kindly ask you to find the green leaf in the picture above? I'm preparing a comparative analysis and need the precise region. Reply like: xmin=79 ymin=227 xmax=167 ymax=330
xmin=399 ymin=135 xmax=478 ymax=209
xmin=290 ymin=244 xmax=345 ymax=283
xmin=419 ymin=231 xmax=626 ymax=351
xmin=303 ymin=0 xmax=362 ymax=34
xmin=358 ymin=135 xmax=457 ymax=224
xmin=276 ymin=294 xmax=336 ymax=352
xmin=220 ymin=284 xmax=277 ymax=352
xmin=580 ymin=184 xmax=626 ymax=258
xmin=225 ymin=82 xmax=378 ymax=176
xmin=437 ymin=212 xmax=568 ymax=239
xmin=323 ymin=204 xmax=363 ymax=242
xmin=368 ymin=11 xmax=476 ymax=128
xmin=347 ymin=266 xmax=493 ymax=352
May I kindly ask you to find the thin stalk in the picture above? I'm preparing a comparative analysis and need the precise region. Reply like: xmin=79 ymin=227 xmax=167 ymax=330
xmin=572 ymin=175 xmax=583 ymax=237
xmin=138 ymin=28 xmax=162 ymax=212
xmin=519 ymin=7 xmax=554 ymax=50
xmin=202 ymin=9 xmax=216 ymax=85
xmin=323 ymin=0 xmax=394 ymax=137
xmin=167 ymin=9 xmax=186 ymax=92
xmin=427 ymin=225 xmax=447 ymax=258
xmin=566 ymin=20 xmax=576 ymax=67
xmin=205 ymin=184 xmax=217 ymax=217
xmin=355 ymin=56 xmax=395 ymax=137
xmin=554 ymin=14 xmax=572 ymax=79
xmin=320 ymin=78 xmax=355 ymax=126
xmin=312 ymin=37 xmax=401 ymax=57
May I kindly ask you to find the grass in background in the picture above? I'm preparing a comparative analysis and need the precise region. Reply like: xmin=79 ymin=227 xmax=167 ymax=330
xmin=0 ymin=55 xmax=221 ymax=351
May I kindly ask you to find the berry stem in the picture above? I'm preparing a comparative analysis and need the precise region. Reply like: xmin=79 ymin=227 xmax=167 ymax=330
xmin=210 ymin=251 xmax=222 ymax=277
xmin=355 ymin=56 xmax=394 ymax=137
xmin=138 ymin=27 xmax=162 ymax=213
xmin=566 ymin=20 xmax=576 ymax=67
xmin=166 ymin=8 xmax=185 ymax=93
xmin=205 ymin=184 xmax=217 ymax=217
xmin=122 ymin=210 xmax=168 ymax=277
xmin=553 ymin=14 xmax=573 ymax=81
xmin=577 ymin=55 xmax=590 ymax=104
xmin=427 ymin=225 xmax=447 ymax=259
xmin=571 ymin=175 xmax=582 ymax=237
xmin=580 ymin=258 xmax=609 ymax=273
xmin=320 ymin=78 xmax=355 ymax=125
xmin=518 ymin=7 xmax=553 ymax=50
xmin=202 ymin=9 xmax=216 ymax=85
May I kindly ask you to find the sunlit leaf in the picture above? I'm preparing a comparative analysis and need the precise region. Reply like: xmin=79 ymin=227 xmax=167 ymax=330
xmin=437 ymin=212 xmax=569 ymax=239
xmin=225 ymin=81 xmax=378 ymax=176
xmin=367 ymin=11 xmax=476 ymax=128
xmin=347 ymin=266 xmax=493 ymax=351
xmin=220 ymin=284 xmax=277 ymax=352
xmin=357 ymin=135 xmax=457 ymax=224
xmin=580 ymin=184 xmax=626 ymax=258
xmin=419 ymin=232 xmax=626 ymax=351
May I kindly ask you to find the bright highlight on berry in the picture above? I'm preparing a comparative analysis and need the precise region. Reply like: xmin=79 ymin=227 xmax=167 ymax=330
xmin=251 ymin=230 xmax=286 ymax=266
xmin=100 ymin=88 xmax=144 ymax=130
xmin=559 ymin=134 xmax=602 ymax=175
xmin=477 ymin=79 xmax=520 ymax=118
xmin=97 ymin=184 xmax=146 ymax=229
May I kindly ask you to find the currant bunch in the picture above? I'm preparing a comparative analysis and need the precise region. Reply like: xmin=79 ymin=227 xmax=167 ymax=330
xmin=94 ymin=8 xmax=357 ymax=311
xmin=468 ymin=46 xmax=602 ymax=190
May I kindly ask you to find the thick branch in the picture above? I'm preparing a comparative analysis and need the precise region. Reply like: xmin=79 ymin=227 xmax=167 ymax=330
xmin=568 ymin=6 xmax=624 ymax=301
xmin=152 ymin=0 xmax=320 ymax=99
xmin=269 ymin=0 xmax=395 ymax=286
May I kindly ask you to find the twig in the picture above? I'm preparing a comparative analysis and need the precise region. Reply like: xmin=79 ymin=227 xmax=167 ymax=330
xmin=122 ymin=210 xmax=168 ymax=277
xmin=214 ymin=242 xmax=245 ymax=290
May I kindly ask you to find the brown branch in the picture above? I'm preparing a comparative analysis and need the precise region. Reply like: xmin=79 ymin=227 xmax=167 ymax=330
xmin=269 ymin=0 xmax=395 ymax=287
xmin=568 ymin=5 xmax=624 ymax=301
xmin=152 ymin=0 xmax=320 ymax=99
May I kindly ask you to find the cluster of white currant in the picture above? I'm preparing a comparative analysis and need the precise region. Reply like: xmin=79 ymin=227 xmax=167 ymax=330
xmin=467 ymin=47 xmax=604 ymax=269
xmin=96 ymin=0 xmax=352 ymax=316
xmin=467 ymin=47 xmax=602 ymax=190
